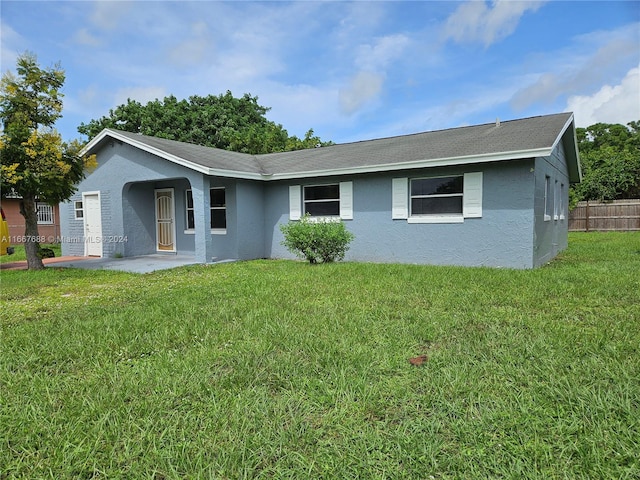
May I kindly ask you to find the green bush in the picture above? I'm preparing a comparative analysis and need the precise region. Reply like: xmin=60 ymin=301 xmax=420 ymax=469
xmin=280 ymin=214 xmax=355 ymax=264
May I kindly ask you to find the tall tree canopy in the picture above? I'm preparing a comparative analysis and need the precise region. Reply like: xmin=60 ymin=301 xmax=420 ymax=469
xmin=571 ymin=121 xmax=640 ymax=206
xmin=1 ymin=52 xmax=96 ymax=270
xmin=78 ymin=91 xmax=332 ymax=154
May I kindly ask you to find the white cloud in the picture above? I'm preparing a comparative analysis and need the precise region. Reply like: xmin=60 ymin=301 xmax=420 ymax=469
xmin=258 ymin=82 xmax=342 ymax=137
xmin=339 ymin=71 xmax=384 ymax=115
xmin=66 ymin=85 xmax=99 ymax=114
xmin=355 ymin=34 xmax=410 ymax=71
xmin=166 ymin=21 xmax=213 ymax=68
xmin=89 ymin=0 xmax=133 ymax=31
xmin=443 ymin=0 xmax=545 ymax=46
xmin=363 ymin=80 xmax=523 ymax=140
xmin=73 ymin=28 xmax=102 ymax=47
xmin=334 ymin=2 xmax=388 ymax=50
xmin=567 ymin=66 xmax=640 ymax=127
xmin=113 ymin=86 xmax=167 ymax=107
xmin=510 ymin=23 xmax=639 ymax=111
xmin=0 ymin=22 xmax=20 ymax=70
xmin=337 ymin=34 xmax=410 ymax=116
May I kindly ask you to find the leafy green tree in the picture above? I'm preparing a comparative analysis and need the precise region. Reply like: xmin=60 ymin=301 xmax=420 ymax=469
xmin=78 ymin=91 xmax=333 ymax=154
xmin=1 ymin=52 xmax=96 ymax=270
xmin=571 ymin=121 xmax=640 ymax=207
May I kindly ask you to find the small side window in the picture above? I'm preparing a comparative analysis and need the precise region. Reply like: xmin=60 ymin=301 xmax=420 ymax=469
xmin=37 ymin=203 xmax=54 ymax=225
xmin=185 ymin=190 xmax=194 ymax=230
xmin=544 ymin=176 xmax=552 ymax=221
xmin=210 ymin=187 xmax=226 ymax=229
xmin=74 ymin=201 xmax=84 ymax=219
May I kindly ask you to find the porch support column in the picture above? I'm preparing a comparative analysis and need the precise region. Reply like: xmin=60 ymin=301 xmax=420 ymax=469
xmin=191 ymin=175 xmax=213 ymax=264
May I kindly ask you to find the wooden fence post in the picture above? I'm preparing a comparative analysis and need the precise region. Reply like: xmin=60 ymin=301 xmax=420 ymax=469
xmin=585 ymin=201 xmax=589 ymax=232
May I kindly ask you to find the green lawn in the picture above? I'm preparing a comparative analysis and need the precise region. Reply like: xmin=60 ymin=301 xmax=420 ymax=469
xmin=1 ymin=232 xmax=639 ymax=479
xmin=0 ymin=243 xmax=62 ymax=264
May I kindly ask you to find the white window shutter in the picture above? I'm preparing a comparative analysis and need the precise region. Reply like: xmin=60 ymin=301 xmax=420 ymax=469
xmin=289 ymin=185 xmax=301 ymax=220
xmin=392 ymin=178 xmax=408 ymax=219
xmin=463 ymin=172 xmax=483 ymax=218
xmin=340 ymin=181 xmax=353 ymax=220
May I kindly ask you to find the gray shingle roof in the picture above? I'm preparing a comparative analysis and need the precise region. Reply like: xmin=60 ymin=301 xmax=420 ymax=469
xmin=86 ymin=112 xmax=579 ymax=181
xmin=107 ymin=129 xmax=266 ymax=174
xmin=260 ymin=112 xmax=575 ymax=175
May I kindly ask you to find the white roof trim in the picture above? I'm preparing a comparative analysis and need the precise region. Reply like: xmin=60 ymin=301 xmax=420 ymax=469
xmin=550 ymin=113 xmax=574 ymax=152
xmin=81 ymin=129 xmax=265 ymax=180
xmin=82 ymin=126 xmax=572 ymax=182
xmin=548 ymin=113 xmax=582 ymax=182
xmin=263 ymin=147 xmax=552 ymax=180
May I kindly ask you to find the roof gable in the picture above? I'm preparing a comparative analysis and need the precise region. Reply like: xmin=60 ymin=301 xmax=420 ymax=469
xmin=81 ymin=112 xmax=581 ymax=182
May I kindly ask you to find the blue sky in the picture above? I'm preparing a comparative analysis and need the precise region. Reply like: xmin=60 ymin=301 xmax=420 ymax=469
xmin=2 ymin=1 xmax=639 ymax=144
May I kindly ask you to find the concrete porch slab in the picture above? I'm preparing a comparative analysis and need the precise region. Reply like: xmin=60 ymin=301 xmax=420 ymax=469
xmin=50 ymin=254 xmax=201 ymax=273
xmin=1 ymin=254 xmax=211 ymax=274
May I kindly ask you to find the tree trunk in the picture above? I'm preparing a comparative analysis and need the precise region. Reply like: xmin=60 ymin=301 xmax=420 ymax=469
xmin=20 ymin=195 xmax=45 ymax=270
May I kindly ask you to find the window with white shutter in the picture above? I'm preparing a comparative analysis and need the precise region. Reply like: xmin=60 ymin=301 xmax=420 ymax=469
xmin=290 ymin=182 xmax=353 ymax=220
xmin=289 ymin=185 xmax=302 ymax=220
xmin=393 ymin=172 xmax=482 ymax=223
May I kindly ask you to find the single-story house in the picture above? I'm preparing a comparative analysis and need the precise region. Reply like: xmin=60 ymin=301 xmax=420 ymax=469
xmin=60 ymin=112 xmax=581 ymax=269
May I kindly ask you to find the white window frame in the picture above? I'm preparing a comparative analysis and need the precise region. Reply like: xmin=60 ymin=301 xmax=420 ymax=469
xmin=559 ymin=183 xmax=565 ymax=220
xmin=209 ymin=187 xmax=227 ymax=233
xmin=392 ymin=172 xmax=482 ymax=223
xmin=36 ymin=203 xmax=54 ymax=225
xmin=544 ymin=175 xmax=552 ymax=222
xmin=185 ymin=190 xmax=195 ymax=231
xmin=74 ymin=201 xmax=84 ymax=220
xmin=304 ymin=183 xmax=341 ymax=218
xmin=553 ymin=179 xmax=559 ymax=221
xmin=184 ymin=188 xmax=227 ymax=235
xmin=409 ymin=175 xmax=464 ymax=223
xmin=289 ymin=182 xmax=353 ymax=221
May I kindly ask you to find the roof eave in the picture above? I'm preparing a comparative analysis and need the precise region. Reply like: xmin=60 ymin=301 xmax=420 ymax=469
xmin=80 ymin=129 xmax=265 ymax=180
xmin=262 ymin=147 xmax=552 ymax=181
xmin=83 ymin=116 xmax=582 ymax=183
xmin=552 ymin=113 xmax=582 ymax=183
xmin=79 ymin=128 xmax=113 ymax=156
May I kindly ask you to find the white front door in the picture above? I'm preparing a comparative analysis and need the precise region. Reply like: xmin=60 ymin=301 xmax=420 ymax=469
xmin=83 ymin=192 xmax=102 ymax=257
xmin=155 ymin=188 xmax=176 ymax=252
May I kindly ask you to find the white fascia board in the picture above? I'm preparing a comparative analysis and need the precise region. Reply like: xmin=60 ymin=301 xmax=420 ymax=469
xmin=548 ymin=113 xmax=582 ymax=182
xmin=550 ymin=113 xmax=574 ymax=152
xmin=82 ymin=128 xmax=560 ymax=183
xmin=263 ymin=147 xmax=552 ymax=181
xmin=81 ymin=129 xmax=264 ymax=180
xmin=553 ymin=114 xmax=582 ymax=182
xmin=79 ymin=128 xmax=113 ymax=156
xmin=205 ymin=169 xmax=264 ymax=180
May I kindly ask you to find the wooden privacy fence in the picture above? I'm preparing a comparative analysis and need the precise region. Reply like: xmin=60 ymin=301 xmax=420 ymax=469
xmin=569 ymin=199 xmax=640 ymax=232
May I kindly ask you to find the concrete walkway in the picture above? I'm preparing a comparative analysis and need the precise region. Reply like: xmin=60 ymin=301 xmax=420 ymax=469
xmin=1 ymin=256 xmax=86 ymax=271
xmin=1 ymin=254 xmax=203 ymax=274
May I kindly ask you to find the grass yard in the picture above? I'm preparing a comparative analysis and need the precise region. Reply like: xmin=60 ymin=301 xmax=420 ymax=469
xmin=1 ymin=232 xmax=639 ymax=479
xmin=0 ymin=244 xmax=62 ymax=264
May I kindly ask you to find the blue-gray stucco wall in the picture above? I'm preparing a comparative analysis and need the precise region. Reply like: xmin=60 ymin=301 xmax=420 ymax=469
xmin=532 ymin=142 xmax=570 ymax=267
xmin=61 ymin=142 xmax=249 ymax=262
xmin=236 ymin=181 xmax=266 ymax=260
xmin=264 ymin=159 xmax=538 ymax=268
xmin=61 ymin=139 xmax=571 ymax=268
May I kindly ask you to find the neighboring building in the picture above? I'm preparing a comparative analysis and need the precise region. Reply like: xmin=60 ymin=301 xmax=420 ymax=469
xmin=0 ymin=194 xmax=61 ymax=244
xmin=60 ymin=112 xmax=581 ymax=269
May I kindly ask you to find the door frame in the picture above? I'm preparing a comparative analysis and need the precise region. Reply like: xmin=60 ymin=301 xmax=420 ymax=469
xmin=155 ymin=188 xmax=177 ymax=253
xmin=82 ymin=191 xmax=103 ymax=257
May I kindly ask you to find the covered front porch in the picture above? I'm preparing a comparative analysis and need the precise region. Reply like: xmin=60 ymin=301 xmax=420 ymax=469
xmin=121 ymin=175 xmax=225 ymax=264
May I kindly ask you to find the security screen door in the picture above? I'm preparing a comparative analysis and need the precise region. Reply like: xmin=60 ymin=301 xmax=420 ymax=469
xmin=155 ymin=188 xmax=176 ymax=252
